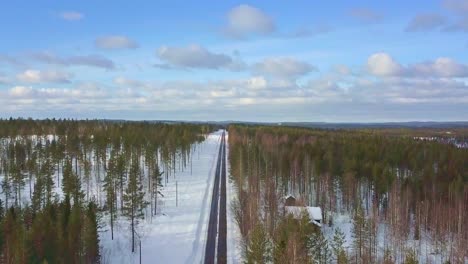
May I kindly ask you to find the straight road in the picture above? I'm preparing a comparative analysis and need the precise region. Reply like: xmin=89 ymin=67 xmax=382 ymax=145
xmin=204 ymin=131 xmax=227 ymax=264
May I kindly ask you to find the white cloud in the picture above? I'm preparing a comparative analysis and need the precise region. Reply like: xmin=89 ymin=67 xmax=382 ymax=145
xmin=224 ymin=5 xmax=275 ymax=38
xmin=410 ymin=57 xmax=468 ymax=77
xmin=253 ymin=57 xmax=316 ymax=78
xmin=30 ymin=52 xmax=115 ymax=69
xmin=95 ymin=35 xmax=139 ymax=50
xmin=247 ymin=76 xmax=267 ymax=90
xmin=367 ymin=53 xmax=403 ymax=76
xmin=333 ymin=65 xmax=352 ymax=75
xmin=9 ymin=86 xmax=36 ymax=97
xmin=60 ymin=11 xmax=84 ymax=21
xmin=406 ymin=14 xmax=446 ymax=32
xmin=349 ymin=8 xmax=383 ymax=23
xmin=367 ymin=53 xmax=468 ymax=78
xmin=16 ymin=69 xmax=72 ymax=83
xmin=8 ymin=83 xmax=107 ymax=100
xmin=114 ymin=77 xmax=145 ymax=87
xmin=156 ymin=44 xmax=243 ymax=70
xmin=2 ymin=68 xmax=468 ymax=120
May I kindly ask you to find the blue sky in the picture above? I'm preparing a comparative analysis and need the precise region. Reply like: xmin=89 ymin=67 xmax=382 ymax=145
xmin=0 ymin=0 xmax=467 ymax=122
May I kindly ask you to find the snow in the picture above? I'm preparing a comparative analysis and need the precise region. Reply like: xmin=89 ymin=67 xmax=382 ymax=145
xmin=101 ymin=129 xmax=242 ymax=264
xmin=0 ymin=130 xmax=243 ymax=263
xmin=285 ymin=206 xmax=323 ymax=226
xmin=321 ymin=212 xmax=457 ymax=264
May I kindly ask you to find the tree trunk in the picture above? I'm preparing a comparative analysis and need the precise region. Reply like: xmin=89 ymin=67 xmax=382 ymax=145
xmin=131 ymin=206 xmax=135 ymax=253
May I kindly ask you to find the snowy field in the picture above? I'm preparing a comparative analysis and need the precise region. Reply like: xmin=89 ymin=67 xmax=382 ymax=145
xmin=101 ymin=130 xmax=242 ymax=264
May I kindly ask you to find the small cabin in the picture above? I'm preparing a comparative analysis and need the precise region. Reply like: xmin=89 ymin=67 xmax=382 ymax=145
xmin=284 ymin=195 xmax=297 ymax=206
xmin=285 ymin=206 xmax=323 ymax=227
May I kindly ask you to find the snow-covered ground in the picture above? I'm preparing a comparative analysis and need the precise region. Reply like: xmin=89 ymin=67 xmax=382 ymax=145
xmin=0 ymin=130 xmax=243 ymax=263
xmin=322 ymin=212 xmax=453 ymax=264
xmin=101 ymin=129 xmax=242 ymax=264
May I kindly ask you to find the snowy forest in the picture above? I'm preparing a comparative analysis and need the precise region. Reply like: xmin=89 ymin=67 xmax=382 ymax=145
xmin=228 ymin=125 xmax=467 ymax=264
xmin=0 ymin=119 xmax=467 ymax=263
xmin=0 ymin=119 xmax=213 ymax=263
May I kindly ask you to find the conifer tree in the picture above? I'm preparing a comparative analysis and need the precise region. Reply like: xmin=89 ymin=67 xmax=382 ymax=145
xmin=352 ymin=204 xmax=368 ymax=264
xmin=0 ymin=199 xmax=4 ymax=254
xmin=404 ymin=249 xmax=418 ymax=264
xmin=308 ymin=230 xmax=332 ymax=264
xmin=62 ymin=158 xmax=83 ymax=204
xmin=123 ymin=155 xmax=147 ymax=253
xmin=1 ymin=161 xmax=11 ymax=208
xmin=40 ymin=159 xmax=55 ymax=206
xmin=0 ymin=198 xmax=4 ymax=219
xmin=331 ymin=227 xmax=348 ymax=264
xmin=151 ymin=163 xmax=163 ymax=215
xmin=10 ymin=163 xmax=26 ymax=207
xmin=117 ymin=153 xmax=127 ymax=211
xmin=104 ymin=151 xmax=118 ymax=239
xmin=32 ymin=176 xmax=44 ymax=213
xmin=245 ymin=223 xmax=271 ymax=263
xmin=3 ymin=207 xmax=26 ymax=263
xmin=67 ymin=204 xmax=82 ymax=263
xmin=83 ymin=201 xmax=100 ymax=263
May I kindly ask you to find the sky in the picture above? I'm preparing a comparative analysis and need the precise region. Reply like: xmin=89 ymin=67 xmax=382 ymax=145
xmin=0 ymin=0 xmax=467 ymax=122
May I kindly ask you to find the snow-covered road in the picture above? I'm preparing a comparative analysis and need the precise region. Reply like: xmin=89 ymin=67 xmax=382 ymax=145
xmin=101 ymin=130 xmax=241 ymax=264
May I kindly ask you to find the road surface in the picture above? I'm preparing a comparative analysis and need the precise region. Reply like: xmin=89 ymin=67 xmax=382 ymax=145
xmin=204 ymin=131 xmax=227 ymax=264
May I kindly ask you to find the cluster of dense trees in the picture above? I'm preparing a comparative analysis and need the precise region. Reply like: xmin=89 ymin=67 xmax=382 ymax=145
xmin=228 ymin=125 xmax=467 ymax=263
xmin=0 ymin=196 xmax=99 ymax=263
xmin=0 ymin=119 xmax=212 ymax=263
xmin=244 ymin=211 xmax=346 ymax=264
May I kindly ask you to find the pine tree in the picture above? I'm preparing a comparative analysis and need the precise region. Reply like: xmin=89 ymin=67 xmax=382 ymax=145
xmin=11 ymin=163 xmax=26 ymax=207
xmin=62 ymin=158 xmax=83 ymax=205
xmin=352 ymin=204 xmax=368 ymax=264
xmin=83 ymin=201 xmax=100 ymax=263
xmin=1 ymin=161 xmax=11 ymax=209
xmin=0 ymin=197 xmax=4 ymax=219
xmin=59 ymin=195 xmax=72 ymax=261
xmin=3 ymin=207 xmax=26 ymax=263
xmin=104 ymin=151 xmax=118 ymax=240
xmin=40 ymin=159 xmax=55 ymax=206
xmin=404 ymin=249 xmax=418 ymax=264
xmin=117 ymin=153 xmax=127 ymax=211
xmin=31 ymin=175 xmax=45 ymax=213
xmin=83 ymin=157 xmax=92 ymax=201
xmin=151 ymin=163 xmax=163 ymax=215
xmin=25 ymin=152 xmax=37 ymax=199
xmin=245 ymin=223 xmax=271 ymax=264
xmin=123 ymin=155 xmax=147 ymax=253
xmin=0 ymin=199 xmax=4 ymax=254
xmin=331 ymin=227 xmax=348 ymax=264
xmin=67 ymin=204 xmax=82 ymax=263
xmin=308 ymin=230 xmax=332 ymax=264
xmin=28 ymin=203 xmax=59 ymax=263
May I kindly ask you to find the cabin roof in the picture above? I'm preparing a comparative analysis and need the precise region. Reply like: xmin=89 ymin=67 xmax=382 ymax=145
xmin=285 ymin=206 xmax=322 ymax=227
